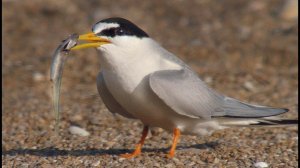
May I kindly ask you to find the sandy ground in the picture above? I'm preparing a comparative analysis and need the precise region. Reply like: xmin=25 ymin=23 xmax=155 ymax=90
xmin=2 ymin=0 xmax=298 ymax=167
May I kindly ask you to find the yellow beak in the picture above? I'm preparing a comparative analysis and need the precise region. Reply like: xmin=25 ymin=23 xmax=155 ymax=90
xmin=71 ymin=32 xmax=110 ymax=50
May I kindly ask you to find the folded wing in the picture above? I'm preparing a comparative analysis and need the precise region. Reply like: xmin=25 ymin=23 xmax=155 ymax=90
xmin=149 ymin=69 xmax=288 ymax=119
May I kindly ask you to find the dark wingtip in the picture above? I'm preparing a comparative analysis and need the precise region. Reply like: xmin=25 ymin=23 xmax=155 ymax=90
xmin=278 ymin=108 xmax=290 ymax=115
xmin=250 ymin=119 xmax=298 ymax=126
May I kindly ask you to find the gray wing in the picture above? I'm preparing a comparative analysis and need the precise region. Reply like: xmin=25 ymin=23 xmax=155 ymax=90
xmin=149 ymin=69 xmax=288 ymax=119
xmin=149 ymin=69 xmax=225 ymax=119
xmin=97 ymin=72 xmax=135 ymax=119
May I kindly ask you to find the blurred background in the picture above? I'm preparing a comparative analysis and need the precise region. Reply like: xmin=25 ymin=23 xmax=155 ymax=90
xmin=2 ymin=0 xmax=298 ymax=167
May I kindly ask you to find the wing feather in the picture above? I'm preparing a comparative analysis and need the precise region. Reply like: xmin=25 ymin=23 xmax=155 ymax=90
xmin=149 ymin=69 xmax=225 ymax=119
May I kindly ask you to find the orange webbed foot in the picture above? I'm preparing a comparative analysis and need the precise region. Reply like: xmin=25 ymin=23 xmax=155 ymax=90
xmin=120 ymin=145 xmax=142 ymax=158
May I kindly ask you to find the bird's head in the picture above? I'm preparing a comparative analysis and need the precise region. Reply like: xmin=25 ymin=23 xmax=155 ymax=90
xmin=71 ymin=17 xmax=149 ymax=51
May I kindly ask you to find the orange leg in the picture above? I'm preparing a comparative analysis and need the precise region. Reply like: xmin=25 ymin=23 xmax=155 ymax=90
xmin=120 ymin=126 xmax=149 ymax=158
xmin=167 ymin=128 xmax=181 ymax=158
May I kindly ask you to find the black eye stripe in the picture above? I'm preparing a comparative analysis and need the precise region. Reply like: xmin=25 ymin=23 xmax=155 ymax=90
xmin=96 ymin=27 xmax=135 ymax=37
xmin=97 ymin=28 xmax=118 ymax=37
xmin=96 ymin=25 xmax=148 ymax=38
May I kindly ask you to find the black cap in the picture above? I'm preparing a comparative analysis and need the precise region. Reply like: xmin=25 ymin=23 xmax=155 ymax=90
xmin=92 ymin=17 xmax=149 ymax=38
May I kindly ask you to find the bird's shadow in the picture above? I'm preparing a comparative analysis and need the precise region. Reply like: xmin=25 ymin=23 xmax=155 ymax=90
xmin=2 ymin=141 xmax=218 ymax=157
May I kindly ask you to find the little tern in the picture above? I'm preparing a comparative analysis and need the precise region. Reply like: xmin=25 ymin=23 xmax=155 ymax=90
xmin=62 ymin=17 xmax=296 ymax=158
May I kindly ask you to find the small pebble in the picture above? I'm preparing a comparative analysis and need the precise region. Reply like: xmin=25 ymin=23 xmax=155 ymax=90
xmin=275 ymin=134 xmax=287 ymax=140
xmin=254 ymin=161 xmax=268 ymax=168
xmin=69 ymin=126 xmax=90 ymax=136
xmin=21 ymin=163 xmax=30 ymax=168
xmin=213 ymin=158 xmax=220 ymax=164
xmin=165 ymin=163 xmax=174 ymax=168
xmin=204 ymin=76 xmax=213 ymax=84
xmin=153 ymin=163 xmax=160 ymax=167
xmin=92 ymin=161 xmax=100 ymax=167
xmin=172 ymin=157 xmax=179 ymax=162
xmin=244 ymin=81 xmax=256 ymax=92
xmin=84 ymin=160 xmax=91 ymax=167
xmin=118 ymin=158 xmax=125 ymax=162
xmin=33 ymin=72 xmax=45 ymax=81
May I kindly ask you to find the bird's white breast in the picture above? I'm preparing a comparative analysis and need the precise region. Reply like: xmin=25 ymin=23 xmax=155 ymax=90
xmin=99 ymin=38 xmax=181 ymax=93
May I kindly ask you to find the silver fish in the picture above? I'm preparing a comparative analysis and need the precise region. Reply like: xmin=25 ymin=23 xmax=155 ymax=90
xmin=50 ymin=33 xmax=79 ymax=133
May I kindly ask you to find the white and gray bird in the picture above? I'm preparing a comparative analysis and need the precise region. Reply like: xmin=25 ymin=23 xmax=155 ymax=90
xmin=67 ymin=17 xmax=296 ymax=158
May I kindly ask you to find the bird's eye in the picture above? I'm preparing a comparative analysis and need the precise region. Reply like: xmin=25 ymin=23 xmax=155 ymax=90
xmin=115 ymin=28 xmax=125 ymax=35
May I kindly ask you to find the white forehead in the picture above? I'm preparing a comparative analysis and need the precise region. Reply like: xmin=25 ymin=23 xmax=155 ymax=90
xmin=92 ymin=23 xmax=120 ymax=34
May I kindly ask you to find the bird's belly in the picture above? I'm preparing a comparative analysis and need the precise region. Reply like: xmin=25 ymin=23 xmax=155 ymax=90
xmin=102 ymin=71 xmax=177 ymax=131
xmin=101 ymin=71 xmax=222 ymax=135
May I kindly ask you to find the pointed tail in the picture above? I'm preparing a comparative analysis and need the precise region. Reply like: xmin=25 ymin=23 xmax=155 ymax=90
xmin=218 ymin=116 xmax=298 ymax=127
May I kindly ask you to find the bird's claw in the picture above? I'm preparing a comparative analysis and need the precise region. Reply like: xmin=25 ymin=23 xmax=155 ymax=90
xmin=120 ymin=144 xmax=142 ymax=158
xmin=120 ymin=150 xmax=141 ymax=158
xmin=166 ymin=152 xmax=175 ymax=158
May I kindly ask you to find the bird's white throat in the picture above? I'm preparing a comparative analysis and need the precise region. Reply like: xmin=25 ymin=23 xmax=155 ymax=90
xmin=98 ymin=37 xmax=182 ymax=92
